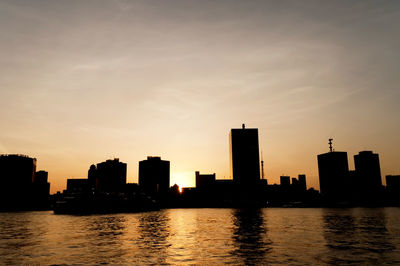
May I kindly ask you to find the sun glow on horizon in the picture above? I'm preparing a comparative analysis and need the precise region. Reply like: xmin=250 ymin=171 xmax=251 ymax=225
xmin=1 ymin=1 xmax=399 ymax=195
xmin=171 ymin=171 xmax=194 ymax=189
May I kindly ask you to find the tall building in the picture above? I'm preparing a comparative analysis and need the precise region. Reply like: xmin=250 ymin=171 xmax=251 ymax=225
xmin=229 ymin=124 xmax=260 ymax=186
xmin=33 ymin=170 xmax=50 ymax=192
xmin=0 ymin=154 xmax=37 ymax=205
xmin=32 ymin=170 xmax=50 ymax=207
xmin=0 ymin=154 xmax=50 ymax=210
xmin=96 ymin=158 xmax=127 ymax=192
xmin=0 ymin=154 xmax=36 ymax=188
xmin=34 ymin=170 xmax=48 ymax=184
xmin=317 ymin=149 xmax=350 ymax=202
xmin=386 ymin=175 xmax=400 ymax=191
xmin=354 ymin=151 xmax=382 ymax=200
xmin=386 ymin=175 xmax=400 ymax=201
xmin=280 ymin=176 xmax=291 ymax=187
xmin=298 ymin=174 xmax=307 ymax=191
xmin=139 ymin=156 xmax=170 ymax=199
xmin=195 ymin=171 xmax=216 ymax=188
xmin=67 ymin=179 xmax=89 ymax=193
xmin=88 ymin=164 xmax=97 ymax=189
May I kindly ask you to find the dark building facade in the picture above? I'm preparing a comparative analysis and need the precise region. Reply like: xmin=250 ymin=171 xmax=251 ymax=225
xmin=317 ymin=151 xmax=350 ymax=201
xmin=280 ymin=176 xmax=291 ymax=187
xmin=34 ymin=170 xmax=48 ymax=184
xmin=229 ymin=124 xmax=260 ymax=186
xmin=32 ymin=170 xmax=50 ymax=206
xmin=0 ymin=154 xmax=36 ymax=188
xmin=96 ymin=158 xmax=127 ymax=192
xmin=386 ymin=175 xmax=400 ymax=202
xmin=195 ymin=171 xmax=216 ymax=188
xmin=386 ymin=175 xmax=400 ymax=190
xmin=298 ymin=174 xmax=307 ymax=191
xmin=88 ymin=164 xmax=97 ymax=189
xmin=139 ymin=156 xmax=170 ymax=199
xmin=67 ymin=178 xmax=89 ymax=193
xmin=0 ymin=154 xmax=50 ymax=210
xmin=354 ymin=151 xmax=382 ymax=201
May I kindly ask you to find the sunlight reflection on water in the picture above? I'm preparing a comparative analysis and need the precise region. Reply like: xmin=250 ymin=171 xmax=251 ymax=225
xmin=1 ymin=208 xmax=400 ymax=264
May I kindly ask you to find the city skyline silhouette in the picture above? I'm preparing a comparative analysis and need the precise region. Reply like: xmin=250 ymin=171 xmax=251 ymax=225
xmin=1 ymin=1 xmax=399 ymax=194
xmin=1 ymin=2 xmax=400 ymax=264
xmin=1 ymin=127 xmax=397 ymax=195
xmin=2 ymin=124 xmax=399 ymax=212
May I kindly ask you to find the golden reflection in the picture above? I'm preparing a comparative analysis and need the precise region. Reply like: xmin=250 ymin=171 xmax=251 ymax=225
xmin=136 ymin=211 xmax=170 ymax=265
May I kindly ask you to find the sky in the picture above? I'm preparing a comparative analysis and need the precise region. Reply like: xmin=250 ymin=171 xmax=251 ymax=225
xmin=0 ymin=0 xmax=399 ymax=194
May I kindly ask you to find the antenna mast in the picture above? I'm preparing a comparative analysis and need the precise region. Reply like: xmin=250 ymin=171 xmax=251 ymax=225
xmin=329 ymin=138 xmax=333 ymax=152
xmin=261 ymin=151 xmax=265 ymax=179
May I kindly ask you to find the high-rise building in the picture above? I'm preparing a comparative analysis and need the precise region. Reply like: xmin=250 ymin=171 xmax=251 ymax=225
xmin=280 ymin=176 xmax=291 ymax=187
xmin=195 ymin=171 xmax=216 ymax=188
xmin=32 ymin=170 xmax=50 ymax=208
xmin=96 ymin=158 xmax=127 ymax=192
xmin=386 ymin=175 xmax=400 ymax=190
xmin=139 ymin=156 xmax=170 ymax=199
xmin=34 ymin=170 xmax=48 ymax=184
xmin=0 ymin=154 xmax=51 ymax=210
xmin=88 ymin=164 xmax=97 ymax=189
xmin=229 ymin=124 xmax=260 ymax=186
xmin=0 ymin=154 xmax=36 ymax=188
xmin=317 ymin=151 xmax=350 ymax=201
xmin=354 ymin=151 xmax=382 ymax=200
xmin=67 ymin=179 xmax=89 ymax=193
xmin=386 ymin=175 xmax=400 ymax=201
xmin=0 ymin=154 xmax=37 ymax=206
xmin=298 ymin=174 xmax=307 ymax=191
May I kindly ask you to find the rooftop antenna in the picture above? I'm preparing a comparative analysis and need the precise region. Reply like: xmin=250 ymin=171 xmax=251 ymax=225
xmin=329 ymin=138 xmax=333 ymax=152
xmin=261 ymin=151 xmax=265 ymax=179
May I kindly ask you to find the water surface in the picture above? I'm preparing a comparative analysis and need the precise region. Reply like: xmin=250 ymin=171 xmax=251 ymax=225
xmin=1 ymin=208 xmax=399 ymax=264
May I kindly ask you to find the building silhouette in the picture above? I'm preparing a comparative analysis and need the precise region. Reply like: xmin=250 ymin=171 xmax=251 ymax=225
xmin=0 ymin=154 xmax=50 ymax=210
xmin=317 ymin=149 xmax=350 ymax=202
xmin=139 ymin=156 xmax=170 ymax=200
xmin=386 ymin=175 xmax=400 ymax=202
xmin=230 ymin=124 xmax=260 ymax=186
xmin=354 ymin=151 xmax=382 ymax=201
xmin=386 ymin=175 xmax=400 ymax=191
xmin=88 ymin=164 xmax=97 ymax=189
xmin=298 ymin=174 xmax=307 ymax=191
xmin=195 ymin=171 xmax=216 ymax=188
xmin=0 ymin=154 xmax=36 ymax=186
xmin=67 ymin=178 xmax=89 ymax=193
xmin=280 ymin=176 xmax=291 ymax=187
xmin=95 ymin=158 xmax=127 ymax=192
xmin=34 ymin=170 xmax=48 ymax=183
xmin=0 ymin=154 xmax=36 ymax=209
xmin=32 ymin=170 xmax=50 ymax=206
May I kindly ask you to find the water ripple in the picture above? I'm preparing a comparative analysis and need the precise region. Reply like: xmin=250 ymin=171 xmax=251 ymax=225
xmin=0 ymin=208 xmax=400 ymax=264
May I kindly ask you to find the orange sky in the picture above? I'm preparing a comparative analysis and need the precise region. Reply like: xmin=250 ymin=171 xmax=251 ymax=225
xmin=0 ymin=0 xmax=399 ymax=194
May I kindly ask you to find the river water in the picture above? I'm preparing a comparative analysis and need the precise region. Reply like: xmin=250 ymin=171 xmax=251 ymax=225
xmin=1 ymin=208 xmax=399 ymax=265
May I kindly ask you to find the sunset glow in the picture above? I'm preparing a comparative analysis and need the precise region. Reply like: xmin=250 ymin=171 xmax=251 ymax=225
xmin=0 ymin=0 xmax=399 ymax=194
xmin=171 ymin=172 xmax=194 ymax=191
